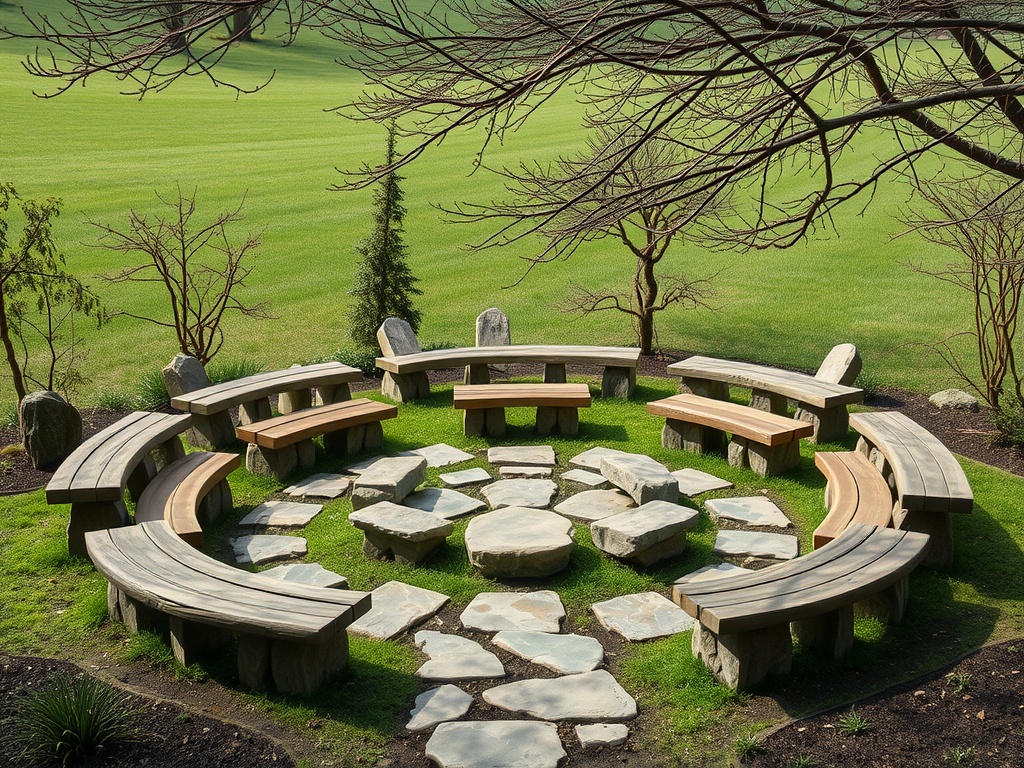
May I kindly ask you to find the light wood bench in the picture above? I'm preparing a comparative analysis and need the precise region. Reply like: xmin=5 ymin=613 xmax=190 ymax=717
xmin=376 ymin=345 xmax=639 ymax=402
xmin=647 ymin=393 xmax=813 ymax=476
xmin=236 ymin=398 xmax=398 ymax=480
xmin=453 ymin=383 xmax=592 ymax=437
xmin=666 ymin=355 xmax=864 ymax=442
xmin=86 ymin=520 xmax=370 ymax=696
xmin=170 ymin=361 xmax=364 ymax=448
xmin=674 ymin=523 xmax=931 ymax=691
xmin=813 ymin=452 xmax=893 ymax=549
xmin=134 ymin=451 xmax=241 ymax=548
xmin=45 ymin=410 xmax=191 ymax=558
xmin=849 ymin=411 xmax=973 ymax=568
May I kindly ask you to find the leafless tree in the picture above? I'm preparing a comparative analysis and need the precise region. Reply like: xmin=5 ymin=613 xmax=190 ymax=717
xmin=94 ymin=187 xmax=270 ymax=365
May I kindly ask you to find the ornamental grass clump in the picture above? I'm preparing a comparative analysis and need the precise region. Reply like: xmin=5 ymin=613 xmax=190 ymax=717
xmin=12 ymin=672 xmax=139 ymax=766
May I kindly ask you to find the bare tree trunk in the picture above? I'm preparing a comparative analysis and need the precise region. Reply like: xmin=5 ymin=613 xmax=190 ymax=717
xmin=232 ymin=10 xmax=254 ymax=42
xmin=0 ymin=289 xmax=27 ymax=403
xmin=635 ymin=246 xmax=659 ymax=355
xmin=165 ymin=3 xmax=188 ymax=53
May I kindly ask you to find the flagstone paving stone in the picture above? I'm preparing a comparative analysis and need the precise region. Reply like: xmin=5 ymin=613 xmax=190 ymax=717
xmin=259 ymin=562 xmax=348 ymax=589
xmin=487 ymin=445 xmax=556 ymax=466
xmin=671 ymin=468 xmax=734 ymax=496
xmin=714 ymin=529 xmax=799 ymax=560
xmin=401 ymin=443 xmax=475 ymax=467
xmin=343 ymin=456 xmax=385 ymax=474
xmin=425 ymin=721 xmax=564 ymax=768
xmin=569 ymin=446 xmax=627 ymax=471
xmin=403 ymin=487 xmax=487 ymax=519
xmin=560 ymin=468 xmax=609 ymax=487
xmin=349 ymin=581 xmax=450 ymax=640
xmin=238 ymin=500 xmax=322 ymax=528
xmin=674 ymin=562 xmax=753 ymax=586
xmin=439 ymin=467 xmax=493 ymax=487
xmin=283 ymin=473 xmax=351 ymax=498
xmin=705 ymin=496 xmax=792 ymax=527
xmin=492 ymin=631 xmax=604 ymax=674
xmin=576 ymin=723 xmax=629 ymax=749
xmin=230 ymin=534 xmax=307 ymax=565
xmin=498 ymin=465 xmax=553 ymax=478
xmin=415 ymin=630 xmax=505 ymax=681
xmin=591 ymin=591 xmax=694 ymax=640
xmin=460 ymin=590 xmax=565 ymax=633
xmin=481 ymin=479 xmax=558 ymax=509
xmin=406 ymin=685 xmax=474 ymax=732
xmin=482 ymin=670 xmax=637 ymax=721
xmin=553 ymin=489 xmax=634 ymax=523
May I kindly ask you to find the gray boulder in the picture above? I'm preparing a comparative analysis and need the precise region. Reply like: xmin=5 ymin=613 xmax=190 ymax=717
xmin=377 ymin=317 xmax=421 ymax=357
xmin=816 ymin=343 xmax=862 ymax=386
xmin=162 ymin=353 xmax=212 ymax=397
xmin=19 ymin=390 xmax=82 ymax=470
xmin=929 ymin=388 xmax=980 ymax=413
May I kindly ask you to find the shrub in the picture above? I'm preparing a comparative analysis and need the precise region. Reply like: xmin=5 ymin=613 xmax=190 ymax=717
xmin=11 ymin=672 xmax=138 ymax=766
xmin=836 ymin=706 xmax=871 ymax=736
xmin=946 ymin=672 xmax=972 ymax=694
xmin=317 ymin=348 xmax=380 ymax=377
xmin=134 ymin=370 xmax=170 ymax=410
xmin=992 ymin=405 xmax=1024 ymax=448
xmin=206 ymin=357 xmax=265 ymax=385
xmin=734 ymin=732 xmax=762 ymax=761
xmin=944 ymin=746 xmax=976 ymax=766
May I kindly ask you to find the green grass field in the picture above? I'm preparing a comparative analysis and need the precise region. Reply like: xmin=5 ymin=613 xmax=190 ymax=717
xmin=0 ymin=1 xmax=976 ymax=415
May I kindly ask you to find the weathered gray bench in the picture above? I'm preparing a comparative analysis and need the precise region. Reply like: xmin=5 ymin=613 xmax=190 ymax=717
xmin=236 ymin=398 xmax=398 ymax=480
xmin=45 ymin=410 xmax=191 ymax=558
xmin=647 ymin=393 xmax=813 ymax=476
xmin=452 ymin=383 xmax=592 ymax=436
xmin=674 ymin=523 xmax=930 ymax=691
xmin=134 ymin=451 xmax=241 ymax=547
xmin=170 ymin=361 xmax=364 ymax=448
xmin=812 ymin=451 xmax=893 ymax=549
xmin=666 ymin=352 xmax=863 ymax=443
xmin=86 ymin=520 xmax=371 ymax=696
xmin=849 ymin=411 xmax=973 ymax=568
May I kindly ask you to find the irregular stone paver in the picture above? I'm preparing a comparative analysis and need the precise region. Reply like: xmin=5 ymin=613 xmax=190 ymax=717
xmin=600 ymin=454 xmax=678 ymax=505
xmin=439 ymin=467 xmax=492 ymax=487
xmin=415 ymin=630 xmax=505 ymax=681
xmin=344 ymin=455 xmax=385 ymax=474
xmin=483 ymin=670 xmax=637 ymax=721
xmin=561 ymin=468 xmax=609 ymax=487
xmin=592 ymin=592 xmax=694 ymax=641
xmin=671 ymin=468 xmax=733 ymax=496
xmin=553 ymin=489 xmax=634 ymax=523
xmin=590 ymin=500 xmax=699 ymax=564
xmin=426 ymin=721 xmax=564 ymax=768
xmin=401 ymin=443 xmax=475 ymax=468
xmin=407 ymin=685 xmax=474 ymax=732
xmin=481 ymin=479 xmax=558 ymax=510
xmin=349 ymin=581 xmax=450 ymax=641
xmin=674 ymin=562 xmax=753 ymax=586
xmin=230 ymin=535 xmax=307 ymax=565
xmin=576 ymin=723 xmax=629 ymax=749
xmin=259 ymin=563 xmax=348 ymax=589
xmin=464 ymin=510 xmax=574 ymax=578
xmin=461 ymin=590 xmax=565 ymax=633
xmin=498 ymin=465 xmax=553 ymax=478
xmin=705 ymin=496 xmax=792 ymax=528
xmin=351 ymin=456 xmax=427 ymax=510
xmin=283 ymin=473 xmax=351 ymax=498
xmin=492 ymin=631 xmax=603 ymax=674
xmin=569 ymin=446 xmax=627 ymax=471
xmin=714 ymin=529 xmax=799 ymax=560
xmin=487 ymin=445 xmax=556 ymax=466
xmin=238 ymin=500 xmax=322 ymax=528
xmin=403 ymin=487 xmax=487 ymax=520
xmin=349 ymin=501 xmax=454 ymax=565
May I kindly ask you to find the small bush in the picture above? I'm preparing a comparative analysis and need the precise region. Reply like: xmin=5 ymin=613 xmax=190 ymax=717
xmin=134 ymin=370 xmax=170 ymax=410
xmin=854 ymin=370 xmax=881 ymax=399
xmin=734 ymin=733 xmax=762 ymax=761
xmin=93 ymin=389 xmax=140 ymax=411
xmin=836 ymin=706 xmax=871 ymax=736
xmin=946 ymin=671 xmax=972 ymax=694
xmin=12 ymin=672 xmax=138 ymax=766
xmin=2 ymin=402 xmax=18 ymax=428
xmin=944 ymin=746 xmax=976 ymax=765
xmin=992 ymin=405 xmax=1024 ymax=448
xmin=206 ymin=358 xmax=265 ymax=385
xmin=318 ymin=348 xmax=379 ymax=376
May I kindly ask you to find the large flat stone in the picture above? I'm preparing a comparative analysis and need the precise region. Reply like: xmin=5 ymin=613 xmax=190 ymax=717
xmin=481 ymin=479 xmax=557 ymax=510
xmin=259 ymin=563 xmax=349 ymax=589
xmin=554 ymin=489 xmax=634 ymax=523
xmin=492 ymin=631 xmax=604 ymax=674
xmin=283 ymin=473 xmax=351 ymax=498
xmin=569 ymin=446 xmax=627 ymax=471
xmin=592 ymin=592 xmax=694 ymax=641
xmin=576 ymin=723 xmax=629 ymax=749
xmin=483 ymin=670 xmax=637 ymax=721
xmin=230 ymin=535 xmax=307 ymax=565
xmin=705 ymin=496 xmax=792 ymax=528
xmin=714 ymin=529 xmax=799 ymax=560
xmin=407 ymin=685 xmax=473 ymax=732
xmin=426 ymin=721 xmax=564 ymax=768
xmin=487 ymin=445 xmax=556 ymax=466
xmin=238 ymin=500 xmax=323 ymax=528
xmin=350 ymin=501 xmax=454 ymax=541
xmin=600 ymin=454 xmax=678 ymax=505
xmin=671 ymin=468 xmax=733 ymax=496
xmin=401 ymin=443 xmax=475 ymax=467
xmin=349 ymin=581 xmax=450 ymax=640
xmin=499 ymin=465 xmax=553 ymax=478
xmin=674 ymin=562 xmax=753 ymax=587
xmin=344 ymin=455 xmax=385 ymax=474
xmin=590 ymin=501 xmax=700 ymax=559
xmin=460 ymin=590 xmax=565 ymax=633
xmin=415 ymin=630 xmax=505 ymax=681
xmin=403 ymin=487 xmax=487 ymax=519
xmin=351 ymin=456 xmax=427 ymax=510
xmin=439 ymin=467 xmax=493 ymax=487
xmin=560 ymin=468 xmax=609 ymax=487
xmin=464 ymin=509 xmax=574 ymax=578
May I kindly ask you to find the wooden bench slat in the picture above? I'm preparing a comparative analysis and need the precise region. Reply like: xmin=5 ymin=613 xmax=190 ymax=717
xmin=376 ymin=345 xmax=641 ymax=374
xmin=813 ymin=452 xmax=893 ymax=548
xmin=236 ymin=399 xmax=398 ymax=450
xmin=453 ymin=383 xmax=592 ymax=409
xmin=647 ymin=394 xmax=813 ymax=446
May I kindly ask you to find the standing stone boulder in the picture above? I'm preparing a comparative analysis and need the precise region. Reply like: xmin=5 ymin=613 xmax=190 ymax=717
xmin=815 ymin=343 xmax=862 ymax=386
xmin=377 ymin=318 xmax=430 ymax=402
xmin=19 ymin=391 xmax=82 ymax=470
xmin=476 ymin=308 xmax=511 ymax=374
xmin=377 ymin=317 xmax=422 ymax=357
xmin=162 ymin=353 xmax=212 ymax=397
xmin=162 ymin=354 xmax=235 ymax=448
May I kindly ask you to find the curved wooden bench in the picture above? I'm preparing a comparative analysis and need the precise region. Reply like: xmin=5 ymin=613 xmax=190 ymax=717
xmin=813 ymin=451 xmax=893 ymax=549
xmin=86 ymin=520 xmax=370 ymax=696
xmin=666 ymin=355 xmax=863 ymax=442
xmin=376 ymin=344 xmax=640 ymax=402
xmin=45 ymin=410 xmax=191 ymax=558
xmin=134 ymin=451 xmax=241 ymax=547
xmin=453 ymin=383 xmax=591 ymax=436
xmin=647 ymin=393 xmax=813 ymax=476
xmin=673 ymin=523 xmax=931 ymax=691
xmin=850 ymin=411 xmax=972 ymax=568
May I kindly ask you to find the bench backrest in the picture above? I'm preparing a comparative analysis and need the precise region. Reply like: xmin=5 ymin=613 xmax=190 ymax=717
xmin=377 ymin=317 xmax=422 ymax=357
xmin=376 ymin=344 xmax=641 ymax=374
xmin=476 ymin=308 xmax=511 ymax=347
xmin=816 ymin=343 xmax=862 ymax=386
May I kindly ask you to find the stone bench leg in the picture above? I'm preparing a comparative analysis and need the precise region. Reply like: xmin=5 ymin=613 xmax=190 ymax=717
xmin=324 ymin=421 xmax=385 ymax=456
xmin=465 ymin=363 xmax=491 ymax=384
xmin=239 ymin=398 xmax=272 ymax=425
xmin=381 ymin=371 xmax=430 ymax=403
xmin=189 ymin=412 xmax=237 ymax=449
xmin=743 ymin=439 xmax=801 ymax=477
xmin=152 ymin=435 xmax=186 ymax=471
xmin=279 ymin=387 xmax=312 ymax=415
xmin=792 ymin=605 xmax=854 ymax=659
xmin=68 ymin=499 xmax=129 ymax=559
xmin=855 ymin=577 xmax=909 ymax=624
xmin=200 ymin=478 xmax=234 ymax=525
xmin=679 ymin=377 xmax=728 ymax=400
xmin=362 ymin=530 xmax=445 ymax=566
xmin=464 ymin=408 xmax=506 ymax=437
xmin=602 ymin=366 xmax=635 ymax=398
xmin=536 ymin=407 xmax=579 ymax=436
xmin=169 ymin=615 xmax=232 ymax=666
xmin=238 ymin=632 xmax=350 ymax=697
xmin=544 ymin=363 xmax=567 ymax=384
xmin=794 ymin=404 xmax=849 ymax=444
xmin=895 ymin=507 xmax=952 ymax=568
xmin=246 ymin=439 xmax=315 ymax=481
xmin=750 ymin=388 xmax=788 ymax=415
xmin=315 ymin=382 xmax=352 ymax=405
xmin=692 ymin=621 xmax=792 ymax=692
xmin=662 ymin=418 xmax=724 ymax=453
xmin=111 ymin=587 xmax=168 ymax=637
xmin=126 ymin=454 xmax=159 ymax=503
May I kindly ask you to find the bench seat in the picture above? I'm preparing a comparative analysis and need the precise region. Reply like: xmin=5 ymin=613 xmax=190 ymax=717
xmin=647 ymin=394 xmax=813 ymax=476
xmin=236 ymin=398 xmax=398 ymax=480
xmin=813 ymin=451 xmax=893 ymax=549
xmin=45 ymin=410 xmax=191 ymax=558
xmin=666 ymin=355 xmax=863 ymax=442
xmin=134 ymin=451 xmax=241 ymax=547
xmin=674 ymin=523 xmax=930 ymax=690
xmin=453 ymin=383 xmax=591 ymax=436
xmin=86 ymin=521 xmax=370 ymax=696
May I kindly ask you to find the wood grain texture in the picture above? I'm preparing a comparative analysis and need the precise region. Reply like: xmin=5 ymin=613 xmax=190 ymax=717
xmin=376 ymin=345 xmax=641 ymax=374
xmin=813 ymin=451 xmax=894 ymax=548
xmin=453 ymin=383 xmax=592 ymax=409
xmin=236 ymin=399 xmax=397 ymax=449
xmin=647 ymin=394 xmax=813 ymax=446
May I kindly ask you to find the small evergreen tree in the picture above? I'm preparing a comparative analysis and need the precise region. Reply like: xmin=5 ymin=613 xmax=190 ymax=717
xmin=348 ymin=123 xmax=421 ymax=349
